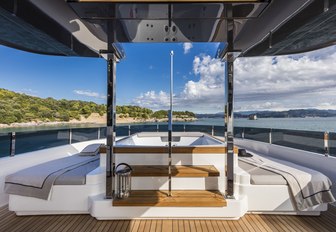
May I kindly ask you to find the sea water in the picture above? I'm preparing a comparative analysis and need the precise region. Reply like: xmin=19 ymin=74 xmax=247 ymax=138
xmin=1 ymin=117 xmax=336 ymax=133
xmin=177 ymin=117 xmax=336 ymax=132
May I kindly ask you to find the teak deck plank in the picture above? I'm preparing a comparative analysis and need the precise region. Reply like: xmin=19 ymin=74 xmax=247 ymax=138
xmin=1 ymin=205 xmax=336 ymax=232
xmin=112 ymin=190 xmax=226 ymax=207
xmin=131 ymin=165 xmax=220 ymax=177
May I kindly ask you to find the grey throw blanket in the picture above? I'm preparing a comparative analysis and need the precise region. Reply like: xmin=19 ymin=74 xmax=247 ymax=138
xmin=239 ymin=154 xmax=335 ymax=211
xmin=4 ymin=155 xmax=99 ymax=200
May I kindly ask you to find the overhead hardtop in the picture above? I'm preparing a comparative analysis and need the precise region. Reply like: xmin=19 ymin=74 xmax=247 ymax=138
xmin=0 ymin=0 xmax=335 ymax=57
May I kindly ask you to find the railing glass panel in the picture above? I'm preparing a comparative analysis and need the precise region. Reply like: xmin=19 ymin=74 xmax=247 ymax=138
xmin=233 ymin=127 xmax=244 ymax=138
xmin=172 ymin=124 xmax=185 ymax=132
xmin=130 ymin=125 xmax=158 ymax=134
xmin=71 ymin=128 xmax=98 ymax=143
xmin=158 ymin=124 xmax=185 ymax=132
xmin=16 ymin=129 xmax=70 ymax=154
xmin=244 ymin=127 xmax=270 ymax=143
xmin=0 ymin=133 xmax=10 ymax=158
xmin=99 ymin=127 xmax=107 ymax=139
xmin=272 ymin=129 xmax=324 ymax=154
xmin=214 ymin=126 xmax=225 ymax=136
xmin=327 ymin=132 xmax=336 ymax=157
xmin=116 ymin=126 xmax=129 ymax=136
xmin=185 ymin=125 xmax=212 ymax=134
xmin=158 ymin=124 xmax=168 ymax=132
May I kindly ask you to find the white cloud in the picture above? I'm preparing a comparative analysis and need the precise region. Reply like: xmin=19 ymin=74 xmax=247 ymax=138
xmin=133 ymin=90 xmax=170 ymax=110
xmin=73 ymin=89 xmax=106 ymax=100
xmin=183 ymin=43 xmax=193 ymax=54
xmin=149 ymin=65 xmax=154 ymax=70
xmin=234 ymin=47 xmax=336 ymax=111
xmin=132 ymin=45 xmax=336 ymax=113
xmin=132 ymin=55 xmax=225 ymax=112
xmin=181 ymin=55 xmax=224 ymax=101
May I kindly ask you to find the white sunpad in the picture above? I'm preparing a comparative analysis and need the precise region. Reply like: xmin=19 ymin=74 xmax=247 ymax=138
xmin=239 ymin=153 xmax=335 ymax=211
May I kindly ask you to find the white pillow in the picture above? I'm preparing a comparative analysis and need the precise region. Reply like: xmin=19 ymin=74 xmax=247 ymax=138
xmin=79 ymin=143 xmax=102 ymax=156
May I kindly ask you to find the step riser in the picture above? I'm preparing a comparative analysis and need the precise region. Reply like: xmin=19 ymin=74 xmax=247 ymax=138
xmin=130 ymin=177 xmax=222 ymax=190
xmin=90 ymin=195 xmax=247 ymax=219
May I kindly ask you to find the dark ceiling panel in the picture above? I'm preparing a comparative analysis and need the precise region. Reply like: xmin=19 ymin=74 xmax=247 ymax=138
xmin=0 ymin=0 xmax=99 ymax=57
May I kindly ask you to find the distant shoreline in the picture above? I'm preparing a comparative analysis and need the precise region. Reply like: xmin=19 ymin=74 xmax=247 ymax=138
xmin=0 ymin=113 xmax=197 ymax=129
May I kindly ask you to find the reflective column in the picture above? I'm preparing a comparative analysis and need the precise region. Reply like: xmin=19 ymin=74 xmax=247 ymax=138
xmin=225 ymin=5 xmax=235 ymax=198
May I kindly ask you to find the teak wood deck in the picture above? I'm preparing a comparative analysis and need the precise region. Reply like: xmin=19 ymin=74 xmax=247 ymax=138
xmin=113 ymin=190 xmax=226 ymax=207
xmin=1 ymin=205 xmax=336 ymax=232
xmin=131 ymin=165 xmax=220 ymax=177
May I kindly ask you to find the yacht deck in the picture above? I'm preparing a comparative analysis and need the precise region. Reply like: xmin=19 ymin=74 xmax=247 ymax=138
xmin=1 ymin=205 xmax=335 ymax=232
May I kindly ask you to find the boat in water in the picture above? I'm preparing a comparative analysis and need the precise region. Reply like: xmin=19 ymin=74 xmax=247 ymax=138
xmin=248 ymin=114 xmax=257 ymax=120
xmin=0 ymin=0 xmax=336 ymax=226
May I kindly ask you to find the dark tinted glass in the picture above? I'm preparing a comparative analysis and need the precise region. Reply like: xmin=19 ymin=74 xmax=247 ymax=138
xmin=244 ymin=127 xmax=270 ymax=143
xmin=99 ymin=127 xmax=107 ymax=139
xmin=16 ymin=129 xmax=70 ymax=154
xmin=0 ymin=133 xmax=10 ymax=158
xmin=327 ymin=132 xmax=336 ymax=157
xmin=233 ymin=127 xmax=244 ymax=138
xmin=185 ymin=125 xmax=212 ymax=134
xmin=272 ymin=129 xmax=324 ymax=154
xmin=158 ymin=124 xmax=168 ymax=132
xmin=130 ymin=125 xmax=158 ymax=134
xmin=116 ymin=126 xmax=129 ymax=136
xmin=214 ymin=126 xmax=225 ymax=136
xmin=71 ymin=128 xmax=98 ymax=143
xmin=172 ymin=124 xmax=185 ymax=132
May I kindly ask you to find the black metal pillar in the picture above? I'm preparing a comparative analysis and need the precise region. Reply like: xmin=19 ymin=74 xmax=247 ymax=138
xmin=225 ymin=4 xmax=235 ymax=198
xmin=9 ymin=132 xmax=16 ymax=156
xmin=106 ymin=54 xmax=117 ymax=199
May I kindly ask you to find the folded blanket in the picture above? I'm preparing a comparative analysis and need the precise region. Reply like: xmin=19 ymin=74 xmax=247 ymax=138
xmin=4 ymin=155 xmax=99 ymax=200
xmin=239 ymin=154 xmax=335 ymax=210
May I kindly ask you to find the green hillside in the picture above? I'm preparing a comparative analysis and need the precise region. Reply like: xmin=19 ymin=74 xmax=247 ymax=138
xmin=0 ymin=88 xmax=106 ymax=124
xmin=0 ymin=89 xmax=196 ymax=124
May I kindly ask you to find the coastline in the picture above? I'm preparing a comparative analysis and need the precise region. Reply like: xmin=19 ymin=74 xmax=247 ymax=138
xmin=0 ymin=113 xmax=197 ymax=129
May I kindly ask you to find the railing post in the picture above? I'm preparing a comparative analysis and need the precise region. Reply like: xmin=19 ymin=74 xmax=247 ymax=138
xmin=9 ymin=132 xmax=16 ymax=157
xmin=128 ymin=125 xmax=131 ymax=136
xmin=324 ymin=131 xmax=329 ymax=157
xmin=157 ymin=124 xmax=159 ymax=132
xmin=69 ymin=129 xmax=72 ymax=144
xmin=97 ymin=127 xmax=101 ymax=140
xmin=269 ymin=128 xmax=272 ymax=144
xmin=211 ymin=126 xmax=214 ymax=136
xmin=183 ymin=124 xmax=186 ymax=132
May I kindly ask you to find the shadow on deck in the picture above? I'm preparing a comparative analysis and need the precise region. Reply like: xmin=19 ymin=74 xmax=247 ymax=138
xmin=0 ymin=205 xmax=335 ymax=232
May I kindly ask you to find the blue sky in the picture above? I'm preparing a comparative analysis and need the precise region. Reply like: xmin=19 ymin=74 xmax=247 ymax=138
xmin=0 ymin=43 xmax=220 ymax=113
xmin=1 ymin=43 xmax=336 ymax=113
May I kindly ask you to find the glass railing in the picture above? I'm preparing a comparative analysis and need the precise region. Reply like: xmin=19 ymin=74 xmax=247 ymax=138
xmin=328 ymin=132 xmax=336 ymax=156
xmin=71 ymin=128 xmax=100 ymax=143
xmin=236 ymin=127 xmax=329 ymax=156
xmin=272 ymin=129 xmax=324 ymax=154
xmin=130 ymin=125 xmax=158 ymax=134
xmin=0 ymin=124 xmax=334 ymax=157
xmin=16 ymin=129 xmax=70 ymax=154
xmin=0 ymin=133 xmax=10 ymax=158
xmin=243 ymin=127 xmax=270 ymax=143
